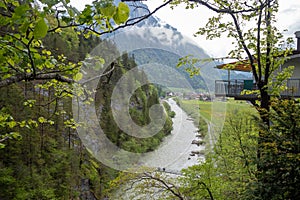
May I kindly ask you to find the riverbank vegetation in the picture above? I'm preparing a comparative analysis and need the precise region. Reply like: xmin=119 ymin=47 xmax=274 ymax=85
xmin=177 ymin=98 xmax=256 ymax=138
xmin=110 ymin=99 xmax=299 ymax=199
xmin=179 ymin=103 xmax=258 ymax=199
xmin=179 ymin=99 xmax=300 ymax=199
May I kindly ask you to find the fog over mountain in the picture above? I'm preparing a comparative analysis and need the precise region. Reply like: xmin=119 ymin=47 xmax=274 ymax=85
xmin=109 ymin=1 xmax=251 ymax=92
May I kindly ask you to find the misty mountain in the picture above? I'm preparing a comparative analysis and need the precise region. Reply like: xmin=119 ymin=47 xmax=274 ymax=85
xmin=110 ymin=1 xmax=252 ymax=92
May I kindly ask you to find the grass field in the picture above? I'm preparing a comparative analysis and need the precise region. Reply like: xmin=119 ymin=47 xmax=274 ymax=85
xmin=176 ymin=98 xmax=257 ymax=153
xmin=179 ymin=98 xmax=256 ymax=128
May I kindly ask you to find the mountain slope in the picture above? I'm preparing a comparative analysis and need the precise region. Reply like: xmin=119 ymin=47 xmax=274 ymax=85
xmin=111 ymin=0 xmax=251 ymax=92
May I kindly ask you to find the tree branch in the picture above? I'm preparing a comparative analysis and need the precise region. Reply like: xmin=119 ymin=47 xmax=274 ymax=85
xmin=229 ymin=13 xmax=256 ymax=73
xmin=256 ymin=5 xmax=263 ymax=82
xmin=264 ymin=0 xmax=272 ymax=82
xmin=0 ymin=73 xmax=74 ymax=88
xmin=143 ymin=172 xmax=184 ymax=200
xmin=189 ymin=0 xmax=267 ymax=14
xmin=88 ymin=0 xmax=173 ymax=36
xmin=0 ymin=136 xmax=10 ymax=143
xmin=197 ymin=181 xmax=214 ymax=200
xmin=83 ymin=62 xmax=115 ymax=85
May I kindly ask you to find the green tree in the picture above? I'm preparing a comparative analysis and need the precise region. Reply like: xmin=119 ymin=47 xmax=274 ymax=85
xmin=254 ymin=99 xmax=300 ymax=199
xmin=0 ymin=0 xmax=131 ymax=147
xmin=0 ymin=0 xmax=133 ymax=198
xmin=95 ymin=51 xmax=173 ymax=153
xmin=180 ymin=109 xmax=258 ymax=200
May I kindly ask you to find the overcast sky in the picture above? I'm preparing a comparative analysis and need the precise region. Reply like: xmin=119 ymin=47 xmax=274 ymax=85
xmin=71 ymin=0 xmax=300 ymax=57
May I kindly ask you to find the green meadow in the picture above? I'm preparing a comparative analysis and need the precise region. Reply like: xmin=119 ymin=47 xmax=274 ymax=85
xmin=178 ymin=98 xmax=257 ymax=132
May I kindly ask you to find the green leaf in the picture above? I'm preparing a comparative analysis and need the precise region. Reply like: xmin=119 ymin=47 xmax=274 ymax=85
xmin=0 ymin=1 xmax=6 ymax=9
xmin=8 ymin=121 xmax=17 ymax=129
xmin=11 ymin=132 xmax=21 ymax=140
xmin=100 ymin=4 xmax=116 ymax=18
xmin=94 ymin=58 xmax=105 ymax=71
xmin=19 ymin=120 xmax=27 ymax=128
xmin=113 ymin=2 xmax=129 ymax=25
xmin=73 ymin=72 xmax=83 ymax=81
xmin=14 ymin=4 xmax=29 ymax=17
xmin=33 ymin=18 xmax=48 ymax=39
xmin=0 ymin=143 xmax=5 ymax=149
xmin=7 ymin=58 xmax=14 ymax=66
xmin=38 ymin=117 xmax=46 ymax=123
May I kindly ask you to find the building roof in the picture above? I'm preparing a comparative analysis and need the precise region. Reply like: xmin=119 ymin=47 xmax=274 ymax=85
xmin=216 ymin=50 xmax=300 ymax=72
xmin=216 ymin=60 xmax=253 ymax=72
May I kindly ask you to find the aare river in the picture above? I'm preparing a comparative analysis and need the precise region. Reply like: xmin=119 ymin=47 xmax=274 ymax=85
xmin=140 ymin=98 xmax=205 ymax=172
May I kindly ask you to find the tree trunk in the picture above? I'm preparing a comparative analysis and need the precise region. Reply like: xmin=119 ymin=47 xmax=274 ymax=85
xmin=257 ymin=83 xmax=271 ymax=199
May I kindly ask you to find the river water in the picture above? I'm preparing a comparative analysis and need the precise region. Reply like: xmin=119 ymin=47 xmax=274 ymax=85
xmin=111 ymin=98 xmax=205 ymax=199
xmin=140 ymin=98 xmax=205 ymax=172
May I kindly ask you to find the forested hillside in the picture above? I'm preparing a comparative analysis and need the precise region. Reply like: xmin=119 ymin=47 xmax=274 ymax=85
xmin=95 ymin=51 xmax=173 ymax=153
xmin=0 ymin=7 xmax=173 ymax=199
xmin=0 ymin=32 xmax=104 ymax=199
